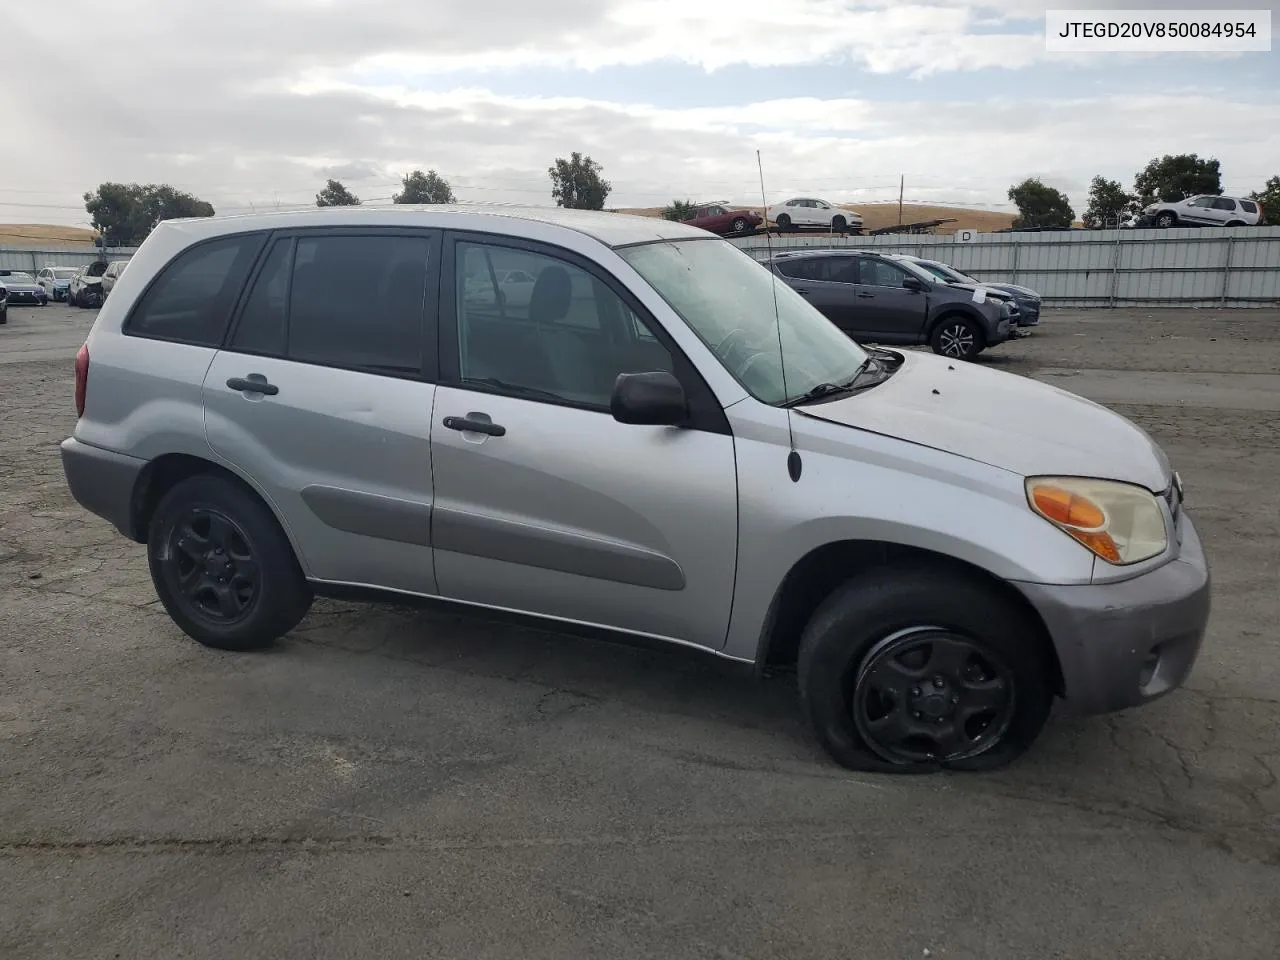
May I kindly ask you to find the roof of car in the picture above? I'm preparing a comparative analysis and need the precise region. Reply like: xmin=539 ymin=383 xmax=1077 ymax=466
xmin=146 ymin=204 xmax=712 ymax=249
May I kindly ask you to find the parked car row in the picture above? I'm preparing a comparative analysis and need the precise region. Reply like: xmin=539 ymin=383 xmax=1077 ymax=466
xmin=766 ymin=248 xmax=1042 ymax=360
xmin=681 ymin=197 xmax=864 ymax=238
xmin=59 ymin=205 xmax=1209 ymax=774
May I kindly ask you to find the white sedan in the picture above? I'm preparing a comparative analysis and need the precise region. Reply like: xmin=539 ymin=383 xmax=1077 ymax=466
xmin=766 ymin=197 xmax=863 ymax=233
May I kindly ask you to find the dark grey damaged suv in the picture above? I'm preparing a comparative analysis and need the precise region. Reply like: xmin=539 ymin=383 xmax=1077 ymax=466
xmin=766 ymin=249 xmax=1018 ymax=360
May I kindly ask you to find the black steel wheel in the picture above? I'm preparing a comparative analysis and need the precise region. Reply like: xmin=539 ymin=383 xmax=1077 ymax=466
xmin=775 ymin=213 xmax=791 ymax=230
xmin=930 ymin=316 xmax=984 ymax=360
xmin=148 ymin=473 xmax=312 ymax=650
xmin=798 ymin=563 xmax=1054 ymax=773
xmin=831 ymin=215 xmax=847 ymax=233
xmin=851 ymin=627 xmax=1015 ymax=764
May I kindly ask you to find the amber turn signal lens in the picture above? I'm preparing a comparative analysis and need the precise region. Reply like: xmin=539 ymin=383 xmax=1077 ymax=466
xmin=1029 ymin=482 xmax=1121 ymax=563
xmin=1031 ymin=485 xmax=1106 ymax=530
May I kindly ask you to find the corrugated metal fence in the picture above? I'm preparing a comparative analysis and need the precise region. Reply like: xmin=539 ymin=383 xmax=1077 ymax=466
xmin=4 ymin=226 xmax=1279 ymax=307
xmin=730 ymin=225 xmax=1280 ymax=307
xmin=0 ymin=245 xmax=138 ymax=272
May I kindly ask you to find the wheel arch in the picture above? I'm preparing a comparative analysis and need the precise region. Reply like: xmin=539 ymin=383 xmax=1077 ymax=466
xmin=927 ymin=306 xmax=988 ymax=341
xmin=127 ymin=453 xmax=311 ymax=576
xmin=753 ymin=539 xmax=1065 ymax=696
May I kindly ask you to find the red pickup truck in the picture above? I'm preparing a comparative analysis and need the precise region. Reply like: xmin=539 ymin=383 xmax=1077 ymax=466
xmin=681 ymin=202 xmax=763 ymax=236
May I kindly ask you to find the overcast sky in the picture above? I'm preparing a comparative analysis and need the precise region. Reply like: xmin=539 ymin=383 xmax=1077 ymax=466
xmin=4 ymin=0 xmax=1278 ymax=225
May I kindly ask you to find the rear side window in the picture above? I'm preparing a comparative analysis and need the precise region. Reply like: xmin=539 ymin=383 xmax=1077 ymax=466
xmin=1210 ymin=197 xmax=1237 ymax=211
xmin=230 ymin=232 xmax=433 ymax=377
xmin=124 ymin=234 xmax=266 ymax=346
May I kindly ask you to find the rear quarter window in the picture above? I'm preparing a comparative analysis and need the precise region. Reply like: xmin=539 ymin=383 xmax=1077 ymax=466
xmin=1241 ymin=200 xmax=1258 ymax=214
xmin=123 ymin=233 xmax=267 ymax=346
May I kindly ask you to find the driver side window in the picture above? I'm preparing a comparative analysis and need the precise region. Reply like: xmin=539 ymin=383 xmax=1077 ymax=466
xmin=857 ymin=258 xmax=909 ymax=288
xmin=454 ymin=241 xmax=675 ymax=411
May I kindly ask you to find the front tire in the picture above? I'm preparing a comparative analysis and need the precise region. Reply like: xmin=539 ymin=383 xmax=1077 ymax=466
xmin=1155 ymin=211 xmax=1177 ymax=228
xmin=831 ymin=215 xmax=847 ymax=233
xmin=930 ymin=315 xmax=984 ymax=360
xmin=147 ymin=474 xmax=313 ymax=651
xmin=775 ymin=214 xmax=792 ymax=231
xmin=731 ymin=217 xmax=748 ymax=233
xmin=798 ymin=565 xmax=1054 ymax=773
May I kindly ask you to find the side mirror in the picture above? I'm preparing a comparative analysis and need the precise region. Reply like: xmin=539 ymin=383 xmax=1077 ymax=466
xmin=611 ymin=371 xmax=688 ymax=426
xmin=903 ymin=276 xmax=926 ymax=292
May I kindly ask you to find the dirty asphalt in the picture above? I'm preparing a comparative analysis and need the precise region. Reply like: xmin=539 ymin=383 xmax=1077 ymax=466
xmin=1 ymin=305 xmax=1277 ymax=959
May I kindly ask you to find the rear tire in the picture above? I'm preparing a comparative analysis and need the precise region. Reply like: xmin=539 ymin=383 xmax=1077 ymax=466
xmin=798 ymin=564 xmax=1054 ymax=773
xmin=147 ymin=474 xmax=313 ymax=651
xmin=1225 ymin=220 xmax=1245 ymax=228
xmin=930 ymin=315 xmax=984 ymax=360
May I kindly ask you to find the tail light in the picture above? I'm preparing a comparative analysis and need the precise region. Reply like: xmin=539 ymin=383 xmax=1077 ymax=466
xmin=74 ymin=342 xmax=89 ymax=417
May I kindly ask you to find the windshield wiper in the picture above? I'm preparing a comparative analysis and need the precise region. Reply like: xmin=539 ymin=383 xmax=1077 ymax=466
xmin=462 ymin=377 xmax=567 ymax=402
xmin=780 ymin=358 xmax=882 ymax=407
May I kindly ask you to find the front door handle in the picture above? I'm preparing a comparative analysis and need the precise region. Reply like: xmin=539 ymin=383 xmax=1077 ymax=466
xmin=226 ymin=374 xmax=279 ymax=396
xmin=856 ymin=291 xmax=875 ymax=299
xmin=443 ymin=413 xmax=506 ymax=437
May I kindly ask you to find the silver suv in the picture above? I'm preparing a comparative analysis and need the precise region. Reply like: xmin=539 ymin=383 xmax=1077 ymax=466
xmin=60 ymin=207 xmax=1210 ymax=773
xmin=1141 ymin=194 xmax=1263 ymax=228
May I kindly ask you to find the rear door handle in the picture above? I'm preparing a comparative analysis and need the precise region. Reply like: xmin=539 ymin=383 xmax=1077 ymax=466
xmin=226 ymin=374 xmax=279 ymax=396
xmin=443 ymin=414 xmax=506 ymax=437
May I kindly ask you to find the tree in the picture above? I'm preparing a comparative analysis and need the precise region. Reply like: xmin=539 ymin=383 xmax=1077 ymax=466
xmin=1133 ymin=154 xmax=1222 ymax=204
xmin=315 ymin=179 xmax=361 ymax=207
xmin=83 ymin=182 xmax=215 ymax=246
xmin=1248 ymin=176 xmax=1280 ymax=226
xmin=548 ymin=152 xmax=611 ymax=210
xmin=393 ymin=169 xmax=455 ymax=204
xmin=661 ymin=199 xmax=697 ymax=221
xmin=1007 ymin=178 xmax=1074 ymax=229
xmin=1082 ymin=175 xmax=1134 ymax=228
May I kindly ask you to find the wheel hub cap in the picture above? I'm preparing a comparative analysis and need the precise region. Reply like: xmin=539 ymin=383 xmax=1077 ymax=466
xmin=851 ymin=627 xmax=1016 ymax=764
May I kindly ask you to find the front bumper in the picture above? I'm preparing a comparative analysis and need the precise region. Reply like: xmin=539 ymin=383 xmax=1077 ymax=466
xmin=1016 ymin=303 xmax=1041 ymax=326
xmin=61 ymin=437 xmax=147 ymax=540
xmin=4 ymin=291 xmax=46 ymax=304
xmin=1014 ymin=511 xmax=1210 ymax=715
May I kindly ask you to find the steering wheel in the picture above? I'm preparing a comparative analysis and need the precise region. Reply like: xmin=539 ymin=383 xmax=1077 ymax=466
xmin=714 ymin=328 xmax=751 ymax=362
xmin=736 ymin=350 xmax=778 ymax=388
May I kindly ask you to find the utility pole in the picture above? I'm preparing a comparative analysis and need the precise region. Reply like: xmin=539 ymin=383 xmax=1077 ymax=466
xmin=898 ymin=175 xmax=904 ymax=225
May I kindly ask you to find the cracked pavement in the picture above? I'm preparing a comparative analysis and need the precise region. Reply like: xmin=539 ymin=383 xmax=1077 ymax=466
xmin=1 ymin=304 xmax=1278 ymax=959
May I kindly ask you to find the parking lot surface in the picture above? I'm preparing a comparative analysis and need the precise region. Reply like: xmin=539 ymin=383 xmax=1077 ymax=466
xmin=2 ymin=304 xmax=1278 ymax=959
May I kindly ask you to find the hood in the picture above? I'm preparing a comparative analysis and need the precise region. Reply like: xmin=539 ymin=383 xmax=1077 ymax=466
xmin=984 ymin=282 xmax=1040 ymax=300
xmin=943 ymin=281 xmax=1013 ymax=301
xmin=0 ymin=279 xmax=39 ymax=291
xmin=795 ymin=350 xmax=1172 ymax=491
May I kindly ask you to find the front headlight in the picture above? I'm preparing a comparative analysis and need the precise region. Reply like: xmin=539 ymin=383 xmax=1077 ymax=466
xmin=1025 ymin=476 xmax=1168 ymax=565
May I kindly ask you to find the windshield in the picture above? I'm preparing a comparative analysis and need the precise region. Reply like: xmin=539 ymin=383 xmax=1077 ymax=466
xmin=2 ymin=272 xmax=34 ymax=283
xmin=918 ymin=260 xmax=972 ymax=284
xmin=618 ymin=237 xmax=870 ymax=405
xmin=52 ymin=268 xmax=77 ymax=279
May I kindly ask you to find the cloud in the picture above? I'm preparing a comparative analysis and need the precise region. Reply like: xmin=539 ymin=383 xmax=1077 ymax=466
xmin=2 ymin=0 xmax=1276 ymax=223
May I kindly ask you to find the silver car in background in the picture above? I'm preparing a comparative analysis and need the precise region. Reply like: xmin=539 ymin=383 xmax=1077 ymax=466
xmin=60 ymin=206 xmax=1210 ymax=773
